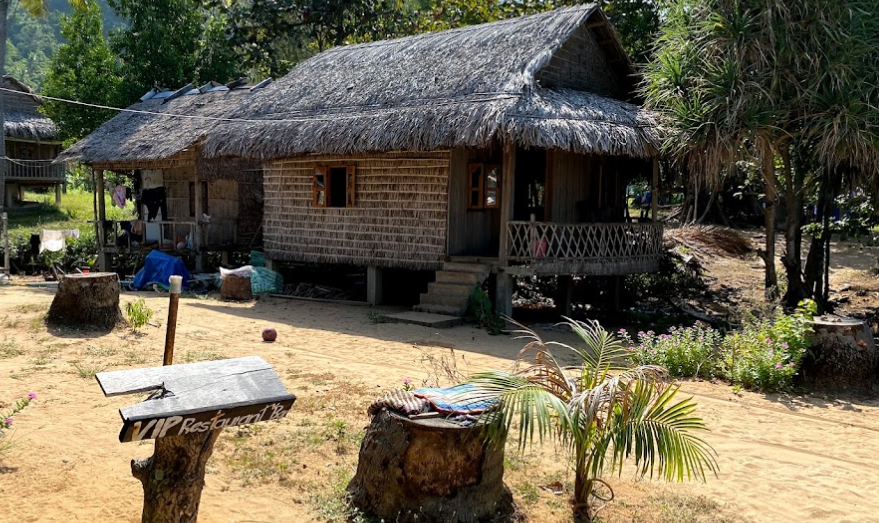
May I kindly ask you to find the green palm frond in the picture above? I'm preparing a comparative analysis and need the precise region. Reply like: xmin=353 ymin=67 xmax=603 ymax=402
xmin=608 ymin=381 xmax=718 ymax=482
xmin=467 ymin=370 xmax=571 ymax=451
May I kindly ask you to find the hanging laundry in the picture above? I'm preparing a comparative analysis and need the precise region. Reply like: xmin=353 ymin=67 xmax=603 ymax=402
xmin=39 ymin=229 xmax=80 ymax=253
xmin=113 ymin=185 xmax=127 ymax=209
xmin=141 ymin=187 xmax=167 ymax=222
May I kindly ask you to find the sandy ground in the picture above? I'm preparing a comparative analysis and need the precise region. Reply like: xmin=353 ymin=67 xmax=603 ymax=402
xmin=1 ymin=243 xmax=878 ymax=523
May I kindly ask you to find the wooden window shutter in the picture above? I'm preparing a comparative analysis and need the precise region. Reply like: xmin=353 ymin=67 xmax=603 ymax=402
xmin=313 ymin=167 xmax=328 ymax=208
xmin=467 ymin=163 xmax=484 ymax=210
xmin=345 ymin=165 xmax=356 ymax=208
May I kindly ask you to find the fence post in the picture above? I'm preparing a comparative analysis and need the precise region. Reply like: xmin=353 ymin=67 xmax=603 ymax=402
xmin=2 ymin=212 xmax=9 ymax=278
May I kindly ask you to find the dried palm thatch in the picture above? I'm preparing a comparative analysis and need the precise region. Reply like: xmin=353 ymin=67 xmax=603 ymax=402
xmin=57 ymin=87 xmax=260 ymax=166
xmin=2 ymin=76 xmax=58 ymax=141
xmin=205 ymin=5 xmax=660 ymax=160
xmin=664 ymin=225 xmax=753 ymax=258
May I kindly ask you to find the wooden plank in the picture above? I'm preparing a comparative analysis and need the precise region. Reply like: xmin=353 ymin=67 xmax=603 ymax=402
xmin=118 ymin=397 xmax=295 ymax=443
xmin=498 ymin=144 xmax=516 ymax=266
xmin=96 ymin=356 xmax=297 ymax=443
xmin=96 ymin=356 xmax=271 ymax=396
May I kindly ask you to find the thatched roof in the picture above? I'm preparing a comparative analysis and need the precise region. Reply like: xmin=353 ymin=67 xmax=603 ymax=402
xmin=205 ymin=5 xmax=659 ymax=160
xmin=57 ymin=83 xmax=266 ymax=166
xmin=2 ymin=76 xmax=59 ymax=141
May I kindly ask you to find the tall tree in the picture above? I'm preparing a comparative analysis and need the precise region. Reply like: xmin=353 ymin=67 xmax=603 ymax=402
xmin=108 ymin=0 xmax=240 ymax=104
xmin=643 ymin=0 xmax=879 ymax=306
xmin=42 ymin=0 xmax=121 ymax=142
xmin=0 ymin=0 xmax=83 ymax=210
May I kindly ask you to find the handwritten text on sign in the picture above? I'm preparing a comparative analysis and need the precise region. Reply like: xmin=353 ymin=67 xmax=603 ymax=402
xmin=119 ymin=400 xmax=294 ymax=443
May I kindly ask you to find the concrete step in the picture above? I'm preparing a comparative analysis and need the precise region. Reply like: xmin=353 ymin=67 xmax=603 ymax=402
xmin=419 ymin=293 xmax=468 ymax=308
xmin=381 ymin=311 xmax=463 ymax=328
xmin=413 ymin=303 xmax=467 ymax=316
xmin=434 ymin=270 xmax=482 ymax=286
xmin=442 ymin=261 xmax=490 ymax=275
xmin=428 ymin=281 xmax=474 ymax=298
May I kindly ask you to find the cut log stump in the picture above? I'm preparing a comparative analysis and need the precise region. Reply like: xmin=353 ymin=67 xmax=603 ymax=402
xmin=803 ymin=315 xmax=878 ymax=392
xmin=132 ymin=429 xmax=222 ymax=523
xmin=347 ymin=410 xmax=513 ymax=523
xmin=47 ymin=272 xmax=123 ymax=330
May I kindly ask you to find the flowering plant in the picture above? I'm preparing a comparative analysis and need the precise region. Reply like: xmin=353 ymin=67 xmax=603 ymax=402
xmin=0 ymin=393 xmax=36 ymax=456
xmin=619 ymin=322 xmax=722 ymax=379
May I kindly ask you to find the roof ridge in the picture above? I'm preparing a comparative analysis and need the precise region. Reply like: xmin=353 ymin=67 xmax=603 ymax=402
xmin=319 ymin=4 xmax=597 ymax=55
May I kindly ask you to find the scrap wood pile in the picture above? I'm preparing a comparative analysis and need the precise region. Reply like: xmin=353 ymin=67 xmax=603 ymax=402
xmin=281 ymin=282 xmax=354 ymax=301
xmin=665 ymin=225 xmax=753 ymax=260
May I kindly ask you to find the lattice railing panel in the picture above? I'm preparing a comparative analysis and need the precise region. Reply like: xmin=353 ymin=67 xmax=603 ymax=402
xmin=507 ymin=221 xmax=664 ymax=264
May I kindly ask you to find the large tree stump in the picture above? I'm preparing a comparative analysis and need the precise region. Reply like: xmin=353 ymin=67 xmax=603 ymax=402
xmin=347 ymin=410 xmax=513 ymax=523
xmin=802 ymin=315 xmax=878 ymax=392
xmin=46 ymin=272 xmax=123 ymax=330
xmin=131 ymin=430 xmax=222 ymax=523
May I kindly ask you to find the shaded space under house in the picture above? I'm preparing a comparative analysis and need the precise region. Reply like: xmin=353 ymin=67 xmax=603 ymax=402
xmin=205 ymin=4 xmax=663 ymax=320
xmin=57 ymin=79 xmax=273 ymax=272
xmin=2 ymin=75 xmax=65 ymax=207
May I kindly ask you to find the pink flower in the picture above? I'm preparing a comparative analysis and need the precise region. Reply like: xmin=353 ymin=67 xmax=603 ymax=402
xmin=775 ymin=363 xmax=784 ymax=369
xmin=4 ymin=418 xmax=12 ymax=425
xmin=28 ymin=393 xmax=36 ymax=399
xmin=618 ymin=328 xmax=627 ymax=333
xmin=782 ymin=343 xmax=789 ymax=349
xmin=787 ymin=362 xmax=796 ymax=368
xmin=765 ymin=337 xmax=773 ymax=344
xmin=403 ymin=378 xmax=412 ymax=385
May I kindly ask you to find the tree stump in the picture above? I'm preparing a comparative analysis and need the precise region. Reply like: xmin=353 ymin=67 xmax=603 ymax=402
xmin=347 ymin=410 xmax=512 ymax=523
xmin=802 ymin=315 xmax=878 ymax=392
xmin=47 ymin=272 xmax=123 ymax=330
xmin=131 ymin=430 xmax=222 ymax=523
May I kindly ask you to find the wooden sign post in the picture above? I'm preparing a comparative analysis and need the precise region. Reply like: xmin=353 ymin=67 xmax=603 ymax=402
xmin=96 ymin=356 xmax=296 ymax=522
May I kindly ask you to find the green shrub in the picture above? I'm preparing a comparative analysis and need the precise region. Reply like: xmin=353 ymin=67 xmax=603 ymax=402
xmin=624 ymin=300 xmax=815 ymax=392
xmin=468 ymin=284 xmax=505 ymax=335
xmin=622 ymin=321 xmax=723 ymax=379
xmin=721 ymin=303 xmax=813 ymax=392
xmin=125 ymin=298 xmax=154 ymax=331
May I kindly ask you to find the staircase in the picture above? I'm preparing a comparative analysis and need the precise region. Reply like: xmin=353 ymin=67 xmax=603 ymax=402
xmin=413 ymin=261 xmax=491 ymax=317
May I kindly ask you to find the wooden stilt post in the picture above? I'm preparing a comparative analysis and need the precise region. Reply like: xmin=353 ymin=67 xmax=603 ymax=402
xmin=367 ymin=265 xmax=383 ymax=306
xmin=651 ymin=157 xmax=659 ymax=221
xmin=55 ymin=184 xmax=62 ymax=206
xmin=496 ymin=143 xmax=517 ymax=317
xmin=96 ymin=169 xmax=109 ymax=272
xmin=2 ymin=211 xmax=9 ymax=277
xmin=556 ymin=275 xmax=573 ymax=317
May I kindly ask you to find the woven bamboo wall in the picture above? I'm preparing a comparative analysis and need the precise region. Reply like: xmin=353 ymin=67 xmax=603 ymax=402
xmin=263 ymin=151 xmax=450 ymax=269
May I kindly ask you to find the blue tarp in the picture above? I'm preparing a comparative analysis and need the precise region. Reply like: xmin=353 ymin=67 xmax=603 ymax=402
xmin=132 ymin=250 xmax=191 ymax=291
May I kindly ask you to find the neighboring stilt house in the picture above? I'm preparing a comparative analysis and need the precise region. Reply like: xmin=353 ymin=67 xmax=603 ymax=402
xmin=57 ymin=80 xmax=272 ymax=272
xmin=2 ymin=76 xmax=65 ymax=207
xmin=206 ymin=5 xmax=663 ymax=317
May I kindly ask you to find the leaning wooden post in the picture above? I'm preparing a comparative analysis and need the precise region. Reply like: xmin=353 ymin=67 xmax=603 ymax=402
xmin=163 ymin=275 xmax=182 ymax=366
xmin=651 ymin=157 xmax=659 ymax=221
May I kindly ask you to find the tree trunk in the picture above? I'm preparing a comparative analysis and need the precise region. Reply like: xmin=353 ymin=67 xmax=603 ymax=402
xmin=131 ymin=430 xmax=222 ymax=523
xmin=801 ymin=316 xmax=878 ymax=393
xmin=0 ymin=1 xmax=8 ymax=210
xmin=781 ymin=144 xmax=808 ymax=306
xmin=348 ymin=410 xmax=512 ymax=523
xmin=47 ymin=272 xmax=124 ymax=330
xmin=761 ymin=149 xmax=778 ymax=297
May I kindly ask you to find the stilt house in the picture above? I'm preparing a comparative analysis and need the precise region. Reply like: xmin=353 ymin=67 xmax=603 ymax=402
xmin=58 ymin=80 xmax=272 ymax=271
xmin=206 ymin=5 xmax=663 ymax=315
xmin=2 ymin=76 xmax=65 ymax=207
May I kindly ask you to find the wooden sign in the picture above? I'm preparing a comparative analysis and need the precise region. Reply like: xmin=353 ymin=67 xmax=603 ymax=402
xmin=95 ymin=356 xmax=297 ymax=443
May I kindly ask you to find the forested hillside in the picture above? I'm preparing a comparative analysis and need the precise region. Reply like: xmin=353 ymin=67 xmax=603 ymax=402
xmin=6 ymin=0 xmax=119 ymax=90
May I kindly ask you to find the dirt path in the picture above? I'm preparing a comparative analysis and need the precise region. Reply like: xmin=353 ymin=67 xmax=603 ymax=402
xmin=1 ymin=286 xmax=877 ymax=522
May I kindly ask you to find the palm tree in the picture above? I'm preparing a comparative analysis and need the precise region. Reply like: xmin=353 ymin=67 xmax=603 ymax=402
xmin=0 ymin=0 xmax=85 ymax=210
xmin=466 ymin=319 xmax=717 ymax=521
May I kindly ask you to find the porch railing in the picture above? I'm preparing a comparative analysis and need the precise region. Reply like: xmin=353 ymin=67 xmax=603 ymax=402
xmin=507 ymin=221 xmax=664 ymax=275
xmin=5 ymin=159 xmax=66 ymax=181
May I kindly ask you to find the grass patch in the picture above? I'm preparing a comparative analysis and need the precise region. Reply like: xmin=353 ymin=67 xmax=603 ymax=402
xmin=84 ymin=345 xmax=119 ymax=359
xmin=1 ymin=315 xmax=21 ymax=329
xmin=71 ymin=360 xmax=104 ymax=379
xmin=14 ymin=303 xmax=48 ymax=314
xmin=179 ymin=349 xmax=222 ymax=363
xmin=28 ymin=315 xmax=45 ymax=333
xmin=517 ymin=481 xmax=541 ymax=505
xmin=0 ymin=340 xmax=23 ymax=358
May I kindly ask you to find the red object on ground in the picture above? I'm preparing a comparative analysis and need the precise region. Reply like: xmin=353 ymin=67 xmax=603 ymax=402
xmin=262 ymin=327 xmax=278 ymax=342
